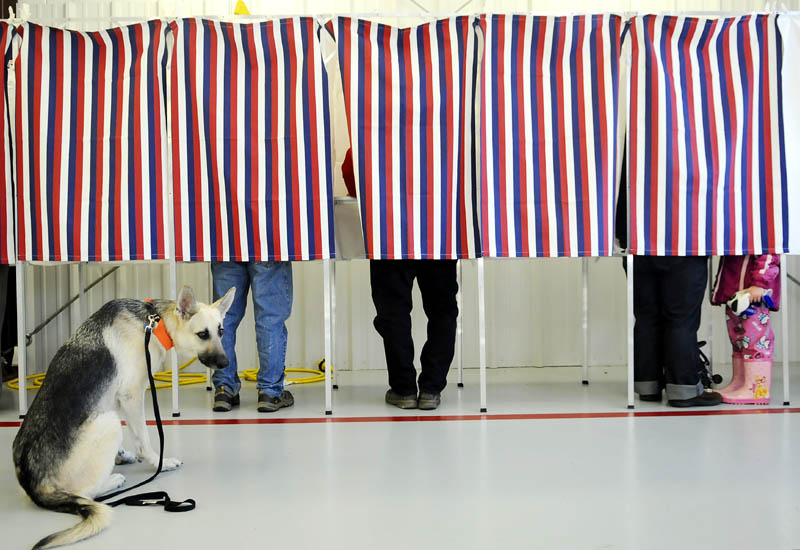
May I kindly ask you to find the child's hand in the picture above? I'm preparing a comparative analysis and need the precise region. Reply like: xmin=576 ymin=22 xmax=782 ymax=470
xmin=744 ymin=286 xmax=767 ymax=302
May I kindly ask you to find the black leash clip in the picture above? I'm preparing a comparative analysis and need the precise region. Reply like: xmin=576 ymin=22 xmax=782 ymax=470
xmin=145 ymin=313 xmax=161 ymax=331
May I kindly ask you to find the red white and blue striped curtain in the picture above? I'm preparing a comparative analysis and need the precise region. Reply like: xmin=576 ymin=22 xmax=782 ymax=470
xmin=15 ymin=21 xmax=170 ymax=262
xmin=628 ymin=14 xmax=787 ymax=256
xmin=332 ymin=16 xmax=481 ymax=260
xmin=0 ymin=24 xmax=16 ymax=265
xmin=478 ymin=14 xmax=623 ymax=258
xmin=170 ymin=18 xmax=334 ymax=262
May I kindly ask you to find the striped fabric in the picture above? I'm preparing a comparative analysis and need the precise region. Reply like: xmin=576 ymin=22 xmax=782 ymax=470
xmin=0 ymin=24 xmax=15 ymax=264
xmin=478 ymin=14 xmax=623 ymax=258
xmin=16 ymin=21 xmax=170 ymax=262
xmin=170 ymin=17 xmax=334 ymax=262
xmin=628 ymin=14 xmax=787 ymax=256
xmin=332 ymin=16 xmax=481 ymax=260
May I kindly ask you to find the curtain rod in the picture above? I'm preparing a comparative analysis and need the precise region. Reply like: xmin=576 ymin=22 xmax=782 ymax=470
xmin=22 ymin=10 xmax=800 ymax=25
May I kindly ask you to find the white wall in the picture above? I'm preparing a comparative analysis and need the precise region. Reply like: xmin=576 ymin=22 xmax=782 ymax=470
xmin=20 ymin=255 xmax=800 ymax=376
xmin=14 ymin=0 xmax=800 ymax=377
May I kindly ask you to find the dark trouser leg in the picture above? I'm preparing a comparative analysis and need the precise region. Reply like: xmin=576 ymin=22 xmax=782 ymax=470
xmin=416 ymin=260 xmax=458 ymax=394
xmin=633 ymin=256 xmax=665 ymax=396
xmin=657 ymin=256 xmax=708 ymax=401
xmin=370 ymin=260 xmax=417 ymax=396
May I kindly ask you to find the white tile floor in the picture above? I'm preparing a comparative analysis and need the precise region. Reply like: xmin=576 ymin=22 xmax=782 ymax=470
xmin=2 ymin=366 xmax=800 ymax=549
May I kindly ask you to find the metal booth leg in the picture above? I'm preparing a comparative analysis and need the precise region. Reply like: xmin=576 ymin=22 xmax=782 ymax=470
xmin=206 ymin=263 xmax=213 ymax=391
xmin=627 ymin=254 xmax=635 ymax=410
xmin=707 ymin=257 xmax=714 ymax=376
xmin=169 ymin=259 xmax=180 ymax=417
xmin=782 ymin=267 xmax=790 ymax=406
xmin=79 ymin=262 xmax=87 ymax=321
xmin=324 ymin=259 xmax=333 ymax=415
xmin=582 ymin=258 xmax=589 ymax=385
xmin=478 ymin=258 xmax=487 ymax=413
xmin=457 ymin=259 xmax=464 ymax=388
xmin=16 ymin=262 xmax=27 ymax=418
xmin=331 ymin=259 xmax=338 ymax=390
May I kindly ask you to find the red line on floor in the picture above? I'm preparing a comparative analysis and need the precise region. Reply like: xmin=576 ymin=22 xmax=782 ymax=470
xmin=3 ymin=407 xmax=800 ymax=428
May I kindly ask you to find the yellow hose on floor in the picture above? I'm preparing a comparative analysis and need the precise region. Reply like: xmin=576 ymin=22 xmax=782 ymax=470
xmin=150 ymin=357 xmax=206 ymax=389
xmin=6 ymin=358 xmax=206 ymax=391
xmin=6 ymin=373 xmax=47 ymax=390
xmin=241 ymin=359 xmax=329 ymax=386
xmin=6 ymin=358 xmax=330 ymax=390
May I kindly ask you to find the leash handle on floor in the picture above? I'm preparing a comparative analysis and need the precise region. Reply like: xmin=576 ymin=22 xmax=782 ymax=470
xmin=109 ymin=491 xmax=195 ymax=512
xmin=96 ymin=313 xmax=195 ymax=513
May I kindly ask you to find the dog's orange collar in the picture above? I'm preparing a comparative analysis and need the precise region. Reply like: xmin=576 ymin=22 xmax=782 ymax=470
xmin=152 ymin=321 xmax=174 ymax=350
xmin=144 ymin=300 xmax=174 ymax=350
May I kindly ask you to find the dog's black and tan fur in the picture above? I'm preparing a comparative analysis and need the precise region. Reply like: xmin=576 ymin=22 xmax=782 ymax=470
xmin=13 ymin=286 xmax=235 ymax=549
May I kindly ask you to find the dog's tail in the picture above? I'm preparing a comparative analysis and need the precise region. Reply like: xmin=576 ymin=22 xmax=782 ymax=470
xmin=31 ymin=491 xmax=112 ymax=549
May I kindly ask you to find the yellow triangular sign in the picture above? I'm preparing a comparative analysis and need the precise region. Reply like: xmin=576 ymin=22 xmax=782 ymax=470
xmin=234 ymin=0 xmax=251 ymax=15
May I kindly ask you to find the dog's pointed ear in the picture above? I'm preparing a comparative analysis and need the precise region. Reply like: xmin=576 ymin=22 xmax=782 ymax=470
xmin=176 ymin=286 xmax=198 ymax=320
xmin=213 ymin=287 xmax=236 ymax=318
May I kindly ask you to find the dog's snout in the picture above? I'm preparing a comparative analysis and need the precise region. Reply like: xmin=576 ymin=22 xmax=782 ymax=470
xmin=199 ymin=352 xmax=229 ymax=369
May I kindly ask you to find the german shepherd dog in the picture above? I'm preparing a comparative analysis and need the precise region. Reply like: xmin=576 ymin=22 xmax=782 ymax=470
xmin=12 ymin=286 xmax=235 ymax=549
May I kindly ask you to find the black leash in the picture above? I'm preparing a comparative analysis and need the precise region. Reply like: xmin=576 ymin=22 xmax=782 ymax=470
xmin=95 ymin=312 xmax=195 ymax=513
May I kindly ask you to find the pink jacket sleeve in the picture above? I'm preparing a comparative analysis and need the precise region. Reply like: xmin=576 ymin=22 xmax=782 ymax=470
xmin=749 ymin=254 xmax=780 ymax=289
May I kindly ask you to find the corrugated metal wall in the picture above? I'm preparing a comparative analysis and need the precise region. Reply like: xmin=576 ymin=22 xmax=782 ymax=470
xmin=14 ymin=0 xmax=800 ymax=378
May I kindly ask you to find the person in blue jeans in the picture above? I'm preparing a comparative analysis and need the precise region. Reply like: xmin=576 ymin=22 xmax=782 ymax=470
xmin=210 ymin=261 xmax=294 ymax=413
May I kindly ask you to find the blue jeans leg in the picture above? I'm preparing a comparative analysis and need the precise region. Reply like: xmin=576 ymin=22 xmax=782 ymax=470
xmin=210 ymin=262 xmax=251 ymax=395
xmin=248 ymin=261 xmax=293 ymax=397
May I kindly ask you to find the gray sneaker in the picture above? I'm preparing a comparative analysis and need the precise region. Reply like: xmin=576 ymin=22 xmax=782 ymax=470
xmin=213 ymin=386 xmax=240 ymax=412
xmin=257 ymin=390 xmax=294 ymax=413
xmin=417 ymin=392 xmax=441 ymax=410
xmin=385 ymin=389 xmax=418 ymax=409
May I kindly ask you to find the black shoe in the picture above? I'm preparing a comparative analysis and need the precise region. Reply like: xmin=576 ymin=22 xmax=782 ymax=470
xmin=668 ymin=391 xmax=723 ymax=408
xmin=213 ymin=386 xmax=240 ymax=412
xmin=639 ymin=392 xmax=662 ymax=402
xmin=385 ymin=389 xmax=418 ymax=409
xmin=417 ymin=392 xmax=441 ymax=410
xmin=257 ymin=390 xmax=294 ymax=413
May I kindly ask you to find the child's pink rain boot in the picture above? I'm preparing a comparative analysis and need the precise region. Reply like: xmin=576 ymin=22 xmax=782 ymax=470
xmin=721 ymin=360 xmax=772 ymax=405
xmin=716 ymin=356 xmax=745 ymax=397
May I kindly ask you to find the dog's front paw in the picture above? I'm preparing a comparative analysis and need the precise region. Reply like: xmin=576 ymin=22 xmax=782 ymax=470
xmin=161 ymin=457 xmax=183 ymax=471
xmin=140 ymin=452 xmax=183 ymax=471
xmin=107 ymin=473 xmax=126 ymax=491
xmin=139 ymin=451 xmax=158 ymax=466
xmin=115 ymin=449 xmax=137 ymax=465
